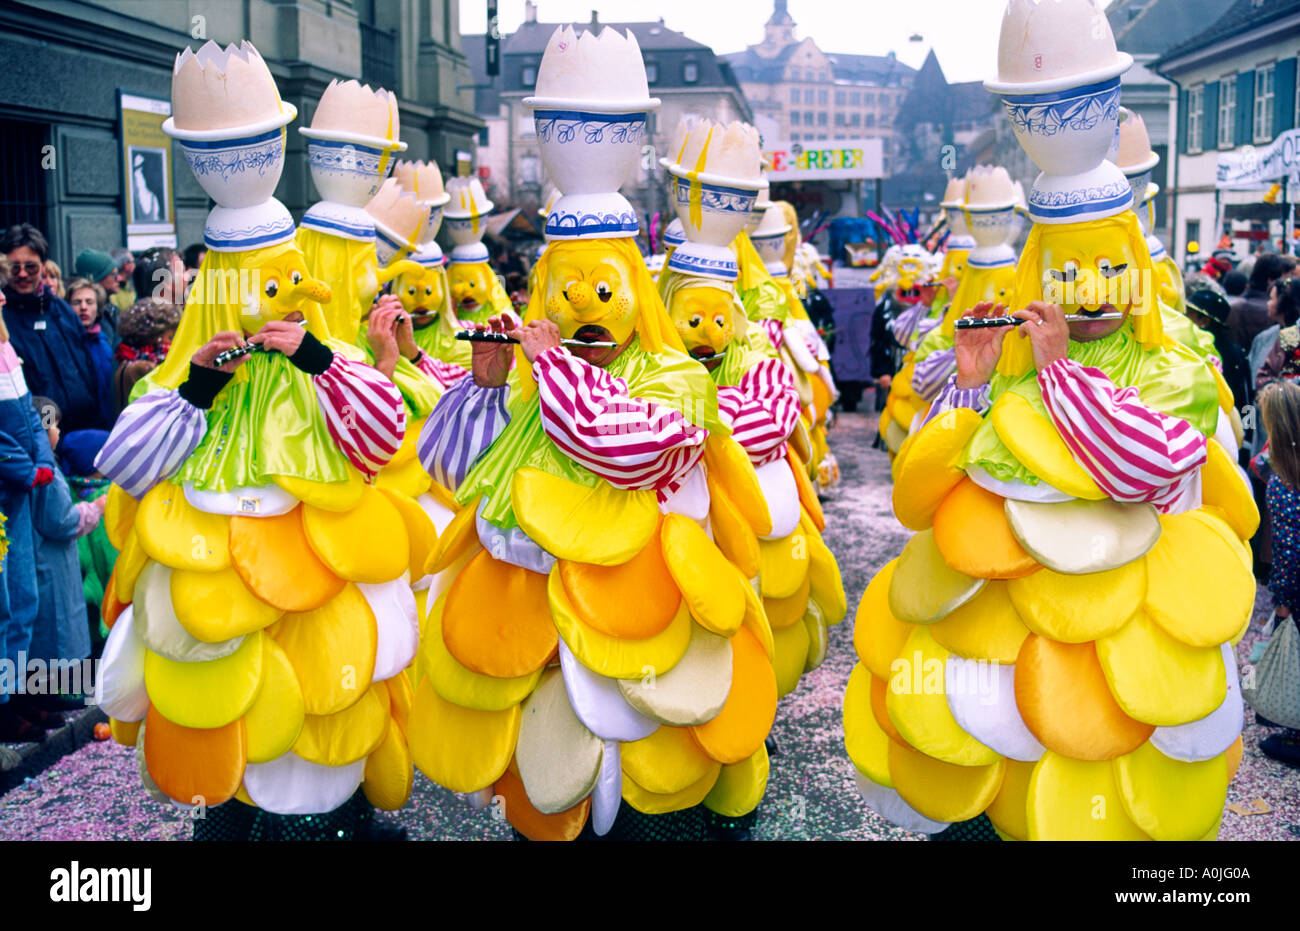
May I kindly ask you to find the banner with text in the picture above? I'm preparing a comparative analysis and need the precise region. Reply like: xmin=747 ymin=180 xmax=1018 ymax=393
xmin=1217 ymin=128 xmax=1300 ymax=190
xmin=762 ymin=138 xmax=884 ymax=182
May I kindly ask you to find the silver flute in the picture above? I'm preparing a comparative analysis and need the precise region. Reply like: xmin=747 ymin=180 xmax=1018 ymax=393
xmin=211 ymin=320 xmax=308 ymax=367
xmin=455 ymin=330 xmax=619 ymax=349
xmin=955 ymin=312 xmax=1125 ymax=330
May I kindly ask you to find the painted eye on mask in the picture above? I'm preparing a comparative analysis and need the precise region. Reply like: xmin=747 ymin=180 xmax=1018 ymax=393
xmin=689 ymin=315 xmax=702 ymax=328
xmin=596 ymin=282 xmax=612 ymax=303
xmin=290 ymin=270 xmax=302 ymax=286
xmin=424 ymin=285 xmax=434 ymax=296
xmin=265 ymin=279 xmax=279 ymax=298
xmin=1048 ymin=262 xmax=1079 ymax=284
xmin=1099 ymin=260 xmax=1128 ymax=279
xmin=713 ymin=315 xmax=726 ymax=329
xmin=407 ymin=286 xmax=417 ymax=296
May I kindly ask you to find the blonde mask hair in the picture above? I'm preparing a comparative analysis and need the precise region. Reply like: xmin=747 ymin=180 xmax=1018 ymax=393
xmin=658 ymin=269 xmax=750 ymax=343
xmin=998 ymin=211 xmax=1164 ymax=377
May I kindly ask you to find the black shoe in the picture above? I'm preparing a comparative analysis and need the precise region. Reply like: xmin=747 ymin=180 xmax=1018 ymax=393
xmin=765 ymin=735 xmax=780 ymax=756
xmin=0 ymin=706 xmax=47 ymax=743
xmin=709 ymin=825 xmax=752 ymax=841
xmin=1260 ymin=733 xmax=1300 ymax=768
xmin=357 ymin=810 xmax=407 ymax=842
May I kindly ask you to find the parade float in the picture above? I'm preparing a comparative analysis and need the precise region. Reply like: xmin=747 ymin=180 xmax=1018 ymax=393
xmin=844 ymin=0 xmax=1255 ymax=841
xmin=406 ymin=24 xmax=793 ymax=841
xmin=93 ymin=40 xmax=419 ymax=835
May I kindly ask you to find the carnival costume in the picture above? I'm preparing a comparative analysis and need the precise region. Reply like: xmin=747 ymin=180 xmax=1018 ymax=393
xmin=407 ymin=27 xmax=787 ymax=841
xmin=445 ymin=177 xmax=512 ymax=326
xmin=874 ymin=240 xmax=943 ymax=455
xmin=844 ymin=0 xmax=1254 ymax=840
xmin=93 ymin=41 xmax=418 ymax=827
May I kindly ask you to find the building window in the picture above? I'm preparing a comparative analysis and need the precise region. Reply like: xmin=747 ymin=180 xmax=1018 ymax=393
xmin=850 ymin=112 xmax=860 ymax=127
xmin=478 ymin=125 xmax=489 ymax=145
xmin=804 ymin=89 xmax=813 ymax=104
xmin=520 ymin=155 xmax=540 ymax=184
xmin=818 ymin=89 xmax=828 ymax=105
xmin=819 ymin=71 xmax=828 ymax=82
xmin=850 ymin=91 xmax=861 ymax=106
xmin=1255 ymin=63 xmax=1275 ymax=143
xmin=790 ymin=87 xmax=799 ymax=104
xmin=865 ymin=92 xmax=876 ymax=106
xmin=835 ymin=90 xmax=846 ymax=106
xmin=791 ymin=111 xmax=800 ymax=126
xmin=866 ymin=112 xmax=875 ymax=128
xmin=834 ymin=112 xmax=845 ymax=127
xmin=817 ymin=111 xmax=827 ymax=126
xmin=645 ymin=61 xmax=658 ymax=83
xmin=1185 ymin=219 xmax=1201 ymax=254
xmin=1187 ymin=84 xmax=1204 ymax=154
xmin=791 ymin=67 xmax=801 ymax=81
xmin=683 ymin=61 xmax=699 ymax=83
xmin=522 ymin=64 xmax=537 ymax=86
xmin=1217 ymin=77 xmax=1234 ymax=149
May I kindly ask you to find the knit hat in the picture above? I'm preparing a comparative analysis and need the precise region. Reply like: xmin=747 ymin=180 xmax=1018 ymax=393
xmin=61 ymin=429 xmax=109 ymax=477
xmin=74 ymin=249 xmax=117 ymax=282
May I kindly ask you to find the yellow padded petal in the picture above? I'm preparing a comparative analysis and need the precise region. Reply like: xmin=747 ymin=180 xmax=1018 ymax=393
xmin=272 ymin=471 xmax=365 ymax=512
xmin=885 ymin=626 xmax=1002 ymax=767
xmin=888 ymin=739 xmax=1005 ymax=823
xmin=513 ymin=467 xmax=659 ymax=566
xmin=272 ymin=584 xmax=377 ymax=716
xmin=1095 ymin=611 xmax=1227 ymax=726
xmin=548 ymin=565 xmax=692 ymax=680
xmin=929 ymin=580 xmax=1030 ymax=663
xmin=363 ymin=718 xmax=414 ymax=811
xmin=806 ymin=529 xmax=846 ymax=624
xmin=1113 ymin=741 xmax=1229 ymax=841
xmin=989 ymin=392 xmax=1106 ymax=500
xmin=622 ymin=762 xmax=721 ymax=815
xmin=1026 ymin=752 xmax=1150 ymax=840
xmin=854 ymin=559 xmax=916 ymax=680
xmin=105 ymin=483 xmax=138 ymax=550
xmin=424 ymin=493 xmax=481 ymax=575
xmin=421 ymin=590 xmax=543 ymax=712
xmin=844 ymin=662 xmax=893 ymax=788
xmin=1200 ymin=440 xmax=1259 ymax=541
xmin=143 ymin=631 xmax=264 ymax=730
xmin=984 ymin=758 xmax=1035 ymax=841
xmin=302 ymin=485 xmax=410 ymax=583
xmin=739 ymin=573 xmax=775 ymax=662
xmin=135 ymin=481 xmax=230 ymax=571
xmin=771 ymin=615 xmax=810 ymax=697
xmin=757 ymin=533 xmax=811 ymax=600
xmin=888 ymin=529 xmax=986 ymax=624
xmin=704 ymin=434 xmax=772 ymax=537
xmin=242 ymin=636 xmax=305 ymax=764
xmin=113 ymin=533 xmax=149 ymax=603
xmin=661 ymin=513 xmax=745 ymax=635
xmin=170 ymin=565 xmax=283 ymax=643
xmin=892 ymin=407 xmax=983 ymax=531
xmin=1144 ymin=511 xmax=1254 ymax=648
xmin=407 ymin=676 xmax=520 ymax=793
xmin=706 ymin=468 xmax=761 ymax=579
xmin=621 ymin=724 xmax=717 ymax=795
xmin=293 ymin=682 xmax=389 ymax=766
xmin=1006 ymin=560 xmax=1144 ymax=643
xmin=702 ymin=743 xmax=769 ymax=818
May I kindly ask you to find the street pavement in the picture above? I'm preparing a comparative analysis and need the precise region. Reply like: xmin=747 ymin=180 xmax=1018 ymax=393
xmin=1 ymin=406 xmax=1296 ymax=841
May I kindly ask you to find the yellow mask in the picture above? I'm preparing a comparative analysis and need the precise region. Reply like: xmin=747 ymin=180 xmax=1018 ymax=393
xmin=543 ymin=244 xmax=639 ymax=346
xmin=238 ymin=249 xmax=332 ymax=336
xmin=667 ymin=285 xmax=735 ymax=365
xmin=448 ymin=261 xmax=499 ymax=318
xmin=394 ymin=264 xmax=448 ymax=329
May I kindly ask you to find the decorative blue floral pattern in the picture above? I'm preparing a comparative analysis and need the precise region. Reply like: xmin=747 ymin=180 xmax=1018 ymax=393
xmin=668 ymin=250 xmax=738 ymax=279
xmin=1002 ymin=81 xmax=1122 ymax=139
xmin=1028 ymin=179 xmax=1131 ymax=219
xmin=671 ymin=177 xmax=757 ymax=215
xmin=181 ymin=131 xmax=284 ymax=183
xmin=204 ymin=217 xmax=295 ymax=250
xmin=545 ymin=208 xmax=639 ymax=238
xmin=533 ymin=110 xmax=647 ymax=146
xmin=307 ymin=140 xmax=385 ymax=179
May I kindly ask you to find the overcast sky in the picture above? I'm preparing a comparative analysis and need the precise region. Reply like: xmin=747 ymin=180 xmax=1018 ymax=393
xmin=459 ymin=0 xmax=1116 ymax=84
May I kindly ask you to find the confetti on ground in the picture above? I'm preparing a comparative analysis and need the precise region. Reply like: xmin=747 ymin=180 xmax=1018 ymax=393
xmin=1 ymin=406 xmax=1295 ymax=840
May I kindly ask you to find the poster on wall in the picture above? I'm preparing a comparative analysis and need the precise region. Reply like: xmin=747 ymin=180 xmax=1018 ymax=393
xmin=120 ymin=92 xmax=177 ymax=251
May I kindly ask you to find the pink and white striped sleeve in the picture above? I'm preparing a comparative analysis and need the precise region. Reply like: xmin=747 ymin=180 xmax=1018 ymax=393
xmin=1037 ymin=357 xmax=1207 ymax=506
xmin=314 ymin=355 xmax=406 ymax=479
xmin=413 ymin=353 xmax=469 ymax=390
xmin=533 ymin=346 xmax=708 ymax=495
xmin=716 ymin=358 xmax=802 ymax=466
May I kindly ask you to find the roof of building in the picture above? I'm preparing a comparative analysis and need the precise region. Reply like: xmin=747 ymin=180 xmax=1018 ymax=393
xmin=500 ymin=19 xmax=710 ymax=56
xmin=460 ymin=35 xmax=500 ymax=118
xmin=1154 ymin=0 xmax=1300 ymax=67
xmin=895 ymin=50 xmax=997 ymax=131
xmin=1107 ymin=0 xmax=1238 ymax=57
xmin=723 ymin=47 xmax=915 ymax=86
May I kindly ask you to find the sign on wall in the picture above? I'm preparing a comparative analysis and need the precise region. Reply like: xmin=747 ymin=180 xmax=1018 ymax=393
xmin=762 ymin=138 xmax=884 ymax=181
xmin=119 ymin=92 xmax=177 ymax=251
xmin=1217 ymin=128 xmax=1300 ymax=190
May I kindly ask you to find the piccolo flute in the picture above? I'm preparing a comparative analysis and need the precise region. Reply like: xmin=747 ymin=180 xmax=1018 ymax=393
xmin=955 ymin=312 xmax=1125 ymax=330
xmin=211 ymin=320 xmax=308 ymax=367
xmin=455 ymin=330 xmax=619 ymax=349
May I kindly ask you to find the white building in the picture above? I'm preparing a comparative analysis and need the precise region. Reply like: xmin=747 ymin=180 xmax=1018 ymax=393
xmin=1155 ymin=0 xmax=1300 ymax=265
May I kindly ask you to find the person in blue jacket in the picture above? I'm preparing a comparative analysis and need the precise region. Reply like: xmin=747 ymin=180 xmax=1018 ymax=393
xmin=0 ymin=257 xmax=59 ymax=742
xmin=27 ymin=396 xmax=102 ymax=710
xmin=1 ymin=224 xmax=112 ymax=435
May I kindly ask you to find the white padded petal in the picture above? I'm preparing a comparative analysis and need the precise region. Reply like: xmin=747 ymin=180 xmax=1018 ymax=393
xmin=558 ymin=640 xmax=659 ymax=742
xmin=1151 ymin=642 xmax=1244 ymax=762
xmin=852 ymin=769 xmax=951 ymax=835
xmin=660 ymin=463 xmax=710 ymax=525
xmin=358 ymin=576 xmax=418 ymax=681
xmin=95 ymin=605 xmax=149 ymax=722
xmin=183 ymin=481 xmax=297 ymax=517
xmin=243 ymin=752 xmax=366 ymax=815
xmin=945 ymin=657 xmax=1045 ymax=762
xmin=592 ymin=740 xmax=622 ymax=837
xmin=755 ymin=458 xmax=801 ymax=540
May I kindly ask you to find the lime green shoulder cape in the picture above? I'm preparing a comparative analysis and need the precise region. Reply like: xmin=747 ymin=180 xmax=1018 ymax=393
xmin=713 ymin=327 xmax=779 ymax=388
xmin=457 ymin=343 xmax=728 ymax=531
xmin=740 ymin=279 xmax=789 ymax=324
xmin=960 ymin=326 xmax=1220 ymax=486
xmin=354 ymin=329 xmax=443 ymax=419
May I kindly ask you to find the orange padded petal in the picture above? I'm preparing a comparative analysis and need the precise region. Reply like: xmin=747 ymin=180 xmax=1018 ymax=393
xmin=443 ymin=551 xmax=556 ymax=678
xmin=1015 ymin=635 xmax=1154 ymax=761
xmin=689 ymin=627 xmax=777 ymax=764
xmin=229 ymin=508 xmax=344 ymax=613
xmin=558 ymin=521 xmax=680 ymax=639
xmin=143 ymin=704 xmax=245 ymax=807
xmin=788 ymin=447 xmax=825 ymax=531
xmin=495 ymin=760 xmax=590 ymax=841
xmin=425 ymin=493 xmax=483 ymax=575
xmin=763 ymin=572 xmax=811 ymax=630
xmin=932 ymin=479 xmax=1039 ymax=579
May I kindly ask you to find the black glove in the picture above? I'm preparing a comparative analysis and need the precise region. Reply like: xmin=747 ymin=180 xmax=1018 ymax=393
xmin=288 ymin=329 xmax=334 ymax=375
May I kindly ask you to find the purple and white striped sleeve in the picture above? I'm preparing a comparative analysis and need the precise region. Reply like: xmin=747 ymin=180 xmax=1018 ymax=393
xmin=917 ymin=374 xmax=990 ymax=429
xmin=417 ymin=376 xmax=511 ymax=491
xmin=94 ymin=390 xmax=207 ymax=499
xmin=911 ymin=348 xmax=957 ymax=403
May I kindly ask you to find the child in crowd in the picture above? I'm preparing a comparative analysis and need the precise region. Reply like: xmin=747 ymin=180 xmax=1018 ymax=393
xmin=112 ymin=296 xmax=179 ymax=413
xmin=1257 ymin=380 xmax=1300 ymax=767
xmin=26 ymin=397 xmax=104 ymax=712
xmin=0 ymin=257 xmax=60 ymax=742
xmin=59 ymin=429 xmax=115 ymax=657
